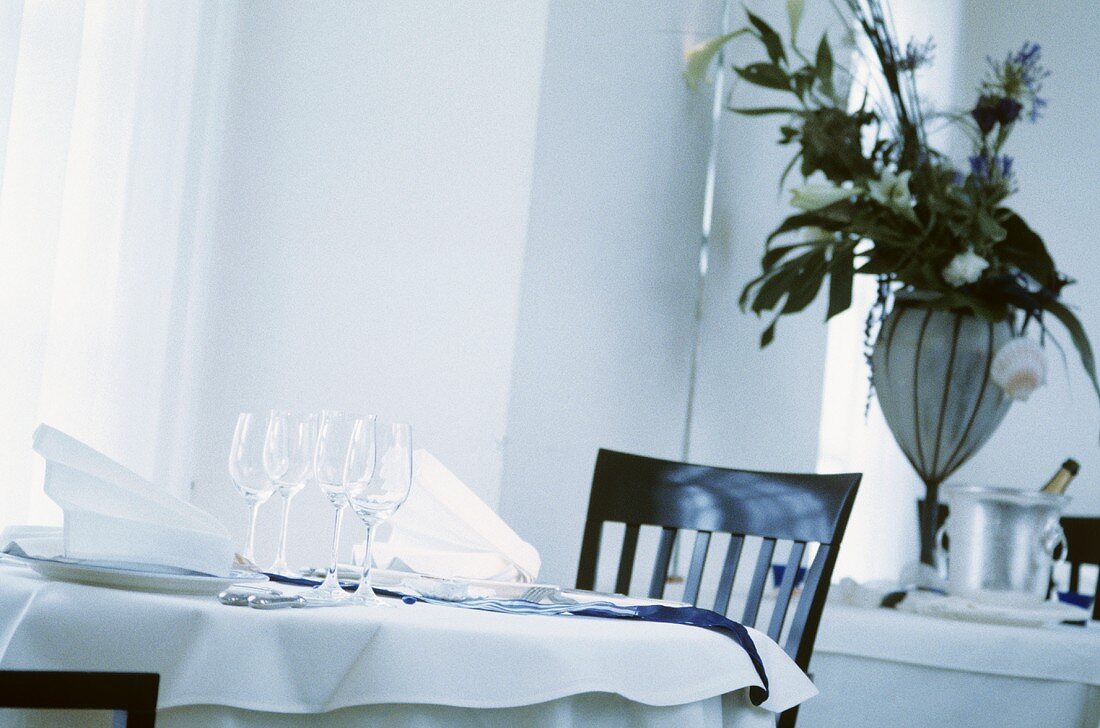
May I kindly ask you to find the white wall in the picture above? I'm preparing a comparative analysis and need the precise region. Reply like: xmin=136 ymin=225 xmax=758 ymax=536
xmin=497 ymin=1 xmax=836 ymax=586
xmin=188 ymin=1 xmax=550 ymax=567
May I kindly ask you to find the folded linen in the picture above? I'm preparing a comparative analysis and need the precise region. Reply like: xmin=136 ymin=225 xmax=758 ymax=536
xmin=371 ymin=450 xmax=541 ymax=582
xmin=28 ymin=424 xmax=236 ymax=576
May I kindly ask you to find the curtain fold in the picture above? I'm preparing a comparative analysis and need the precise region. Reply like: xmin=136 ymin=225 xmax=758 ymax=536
xmin=0 ymin=0 xmax=230 ymax=528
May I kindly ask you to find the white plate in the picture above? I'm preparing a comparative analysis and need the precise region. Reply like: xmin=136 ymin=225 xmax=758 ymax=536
xmin=898 ymin=591 xmax=1090 ymax=627
xmin=8 ymin=554 xmax=267 ymax=595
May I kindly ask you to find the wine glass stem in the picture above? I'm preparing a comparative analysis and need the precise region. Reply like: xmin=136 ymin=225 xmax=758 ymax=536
xmin=322 ymin=505 xmax=345 ymax=589
xmin=244 ymin=500 xmax=261 ymax=564
xmin=272 ymin=492 xmax=294 ymax=572
xmin=356 ymin=522 xmax=376 ymax=595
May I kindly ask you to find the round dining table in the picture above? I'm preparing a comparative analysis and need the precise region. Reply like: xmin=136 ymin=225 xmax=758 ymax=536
xmin=0 ymin=563 xmax=816 ymax=727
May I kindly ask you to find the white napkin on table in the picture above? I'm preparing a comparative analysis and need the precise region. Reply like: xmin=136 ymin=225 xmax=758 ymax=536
xmin=12 ymin=424 xmax=236 ymax=577
xmin=371 ymin=450 xmax=541 ymax=582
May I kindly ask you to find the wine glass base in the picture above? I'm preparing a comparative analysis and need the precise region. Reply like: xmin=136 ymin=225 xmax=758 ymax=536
xmin=350 ymin=583 xmax=393 ymax=607
xmin=312 ymin=582 xmax=352 ymax=602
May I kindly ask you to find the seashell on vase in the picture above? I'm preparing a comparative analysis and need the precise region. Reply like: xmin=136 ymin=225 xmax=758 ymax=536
xmin=990 ymin=337 xmax=1047 ymax=401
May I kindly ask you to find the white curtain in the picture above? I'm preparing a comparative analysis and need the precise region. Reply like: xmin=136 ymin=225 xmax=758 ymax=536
xmin=0 ymin=0 xmax=232 ymax=528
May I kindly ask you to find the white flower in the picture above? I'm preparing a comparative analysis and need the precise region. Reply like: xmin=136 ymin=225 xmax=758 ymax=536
xmin=867 ymin=169 xmax=914 ymax=211
xmin=991 ymin=337 xmax=1047 ymax=401
xmin=789 ymin=183 xmax=852 ymax=211
xmin=942 ymin=248 xmax=990 ymax=287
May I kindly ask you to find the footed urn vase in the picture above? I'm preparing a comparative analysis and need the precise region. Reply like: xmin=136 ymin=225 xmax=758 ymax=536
xmin=871 ymin=293 xmax=1013 ymax=566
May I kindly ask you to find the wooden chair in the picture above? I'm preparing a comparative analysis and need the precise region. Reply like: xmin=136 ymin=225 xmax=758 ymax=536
xmin=1060 ymin=516 xmax=1100 ymax=620
xmin=0 ymin=671 xmax=159 ymax=727
xmin=576 ymin=449 xmax=861 ymax=728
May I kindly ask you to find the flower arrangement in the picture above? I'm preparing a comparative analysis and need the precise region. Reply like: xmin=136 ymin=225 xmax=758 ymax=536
xmin=686 ymin=0 xmax=1098 ymax=403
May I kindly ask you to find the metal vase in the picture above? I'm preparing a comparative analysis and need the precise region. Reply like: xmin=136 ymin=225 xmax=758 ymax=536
xmin=871 ymin=294 xmax=1013 ymax=565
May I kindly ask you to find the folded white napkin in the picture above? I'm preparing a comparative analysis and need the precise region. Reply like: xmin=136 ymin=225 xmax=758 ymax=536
xmin=371 ymin=450 xmax=541 ymax=582
xmin=22 ymin=424 xmax=236 ymax=577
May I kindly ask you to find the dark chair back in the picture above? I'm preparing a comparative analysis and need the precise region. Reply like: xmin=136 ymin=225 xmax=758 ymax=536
xmin=576 ymin=449 xmax=861 ymax=672
xmin=0 ymin=671 xmax=159 ymax=727
xmin=1061 ymin=516 xmax=1100 ymax=620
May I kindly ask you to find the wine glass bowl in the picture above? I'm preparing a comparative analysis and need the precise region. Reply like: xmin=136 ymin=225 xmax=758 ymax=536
xmin=346 ymin=421 xmax=412 ymax=605
xmin=312 ymin=410 xmax=375 ymax=601
xmin=228 ymin=412 xmax=277 ymax=564
xmin=263 ymin=411 xmax=317 ymax=574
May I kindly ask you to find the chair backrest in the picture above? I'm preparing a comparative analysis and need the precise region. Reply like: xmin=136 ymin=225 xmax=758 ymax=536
xmin=576 ymin=449 xmax=861 ymax=671
xmin=0 ymin=671 xmax=159 ymax=727
xmin=1061 ymin=516 xmax=1100 ymax=620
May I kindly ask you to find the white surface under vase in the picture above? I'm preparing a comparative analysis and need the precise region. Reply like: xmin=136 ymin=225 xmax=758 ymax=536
xmin=871 ymin=292 xmax=1014 ymax=565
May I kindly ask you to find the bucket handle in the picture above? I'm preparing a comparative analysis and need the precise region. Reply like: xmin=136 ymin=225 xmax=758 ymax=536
xmin=1043 ymin=523 xmax=1068 ymax=567
xmin=934 ymin=521 xmax=949 ymax=581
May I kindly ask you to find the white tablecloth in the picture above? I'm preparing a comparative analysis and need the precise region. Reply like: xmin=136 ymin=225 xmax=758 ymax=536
xmin=0 ymin=564 xmax=815 ymax=726
xmin=798 ymin=601 xmax=1100 ymax=728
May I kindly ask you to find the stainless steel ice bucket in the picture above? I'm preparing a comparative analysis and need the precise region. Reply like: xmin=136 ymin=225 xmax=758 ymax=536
xmin=935 ymin=484 xmax=1068 ymax=604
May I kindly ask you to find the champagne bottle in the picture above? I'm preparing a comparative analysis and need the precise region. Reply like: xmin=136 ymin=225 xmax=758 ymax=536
xmin=1039 ymin=459 xmax=1080 ymax=495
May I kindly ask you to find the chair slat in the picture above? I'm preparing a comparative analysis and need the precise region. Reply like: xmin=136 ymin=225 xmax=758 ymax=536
xmin=1069 ymin=564 xmax=1080 ymax=594
xmin=712 ymin=534 xmax=744 ymax=614
xmin=648 ymin=527 xmax=677 ymax=598
xmin=742 ymin=537 xmax=776 ymax=628
xmin=615 ymin=524 xmax=640 ymax=595
xmin=682 ymin=531 xmax=712 ymax=605
xmin=575 ymin=520 xmax=604 ymax=591
xmin=767 ymin=541 xmax=806 ymax=641
xmin=783 ymin=543 xmax=830 ymax=663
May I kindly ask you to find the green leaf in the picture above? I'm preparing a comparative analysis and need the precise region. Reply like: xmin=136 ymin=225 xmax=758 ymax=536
xmin=792 ymin=67 xmax=815 ymax=100
xmin=976 ymin=211 xmax=1006 ymax=243
xmin=815 ymin=35 xmax=834 ymax=96
xmin=734 ymin=63 xmax=791 ymax=92
xmin=781 ymin=250 xmax=827 ymax=314
xmin=728 ymin=106 xmax=803 ymax=116
xmin=827 ymin=245 xmax=855 ymax=319
xmin=1044 ymin=299 xmax=1100 ymax=409
xmin=761 ymin=318 xmax=778 ymax=347
xmin=787 ymin=0 xmax=805 ymax=41
xmin=762 ymin=244 xmax=805 ymax=269
xmin=750 ymin=263 xmax=804 ymax=313
xmin=998 ymin=209 xmax=1057 ymax=288
xmin=746 ymin=11 xmax=786 ymax=65
xmin=683 ymin=29 xmax=750 ymax=89
xmin=766 ymin=207 xmax=851 ymax=244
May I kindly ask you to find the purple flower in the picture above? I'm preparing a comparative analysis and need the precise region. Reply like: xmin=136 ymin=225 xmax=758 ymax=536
xmin=995 ymin=97 xmax=1023 ymax=124
xmin=969 ymin=154 xmax=990 ymax=177
xmin=971 ymin=96 xmax=999 ymax=134
xmin=1030 ymin=95 xmax=1048 ymax=122
xmin=968 ymin=153 xmax=1013 ymax=182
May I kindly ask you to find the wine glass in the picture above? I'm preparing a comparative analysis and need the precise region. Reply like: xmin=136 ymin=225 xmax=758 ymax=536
xmin=228 ymin=412 xmax=277 ymax=564
xmin=313 ymin=410 xmax=375 ymax=601
xmin=263 ymin=411 xmax=318 ymax=575
xmin=346 ymin=421 xmax=412 ymax=605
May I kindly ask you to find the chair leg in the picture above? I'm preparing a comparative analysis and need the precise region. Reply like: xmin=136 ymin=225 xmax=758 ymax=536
xmin=125 ymin=708 xmax=157 ymax=728
xmin=777 ymin=704 xmax=799 ymax=728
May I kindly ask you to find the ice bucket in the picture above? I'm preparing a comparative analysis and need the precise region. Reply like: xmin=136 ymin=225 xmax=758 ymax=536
xmin=935 ymin=484 xmax=1068 ymax=605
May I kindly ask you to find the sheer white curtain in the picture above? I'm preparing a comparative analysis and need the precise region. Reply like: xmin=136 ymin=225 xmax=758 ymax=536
xmin=0 ymin=1 xmax=232 ymax=528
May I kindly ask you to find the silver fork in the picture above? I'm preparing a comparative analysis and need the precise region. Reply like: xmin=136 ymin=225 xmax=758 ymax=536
xmin=518 ymin=586 xmax=577 ymax=605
